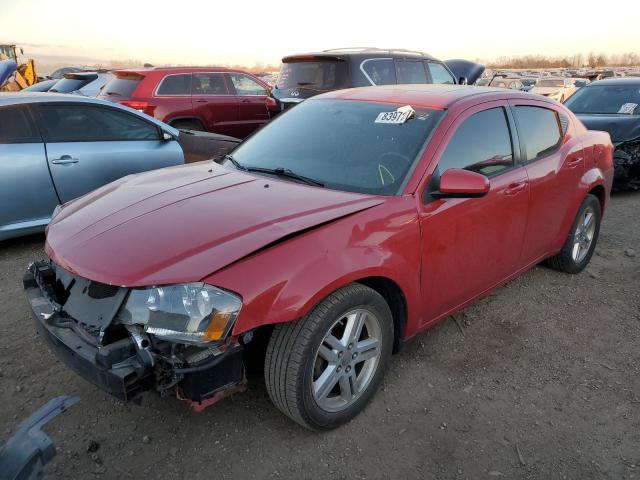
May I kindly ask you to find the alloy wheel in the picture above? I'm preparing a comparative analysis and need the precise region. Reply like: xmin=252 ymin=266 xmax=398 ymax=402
xmin=572 ymin=205 xmax=596 ymax=263
xmin=312 ymin=308 xmax=382 ymax=412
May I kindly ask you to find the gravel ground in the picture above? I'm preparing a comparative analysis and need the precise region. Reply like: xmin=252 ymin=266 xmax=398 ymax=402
xmin=0 ymin=192 xmax=638 ymax=480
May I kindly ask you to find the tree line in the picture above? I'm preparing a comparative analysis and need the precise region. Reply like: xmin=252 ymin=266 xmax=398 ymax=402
xmin=486 ymin=52 xmax=640 ymax=69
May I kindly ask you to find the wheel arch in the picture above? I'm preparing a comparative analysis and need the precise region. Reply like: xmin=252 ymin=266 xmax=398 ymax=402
xmin=355 ymin=276 xmax=407 ymax=354
xmin=167 ymin=116 xmax=206 ymax=130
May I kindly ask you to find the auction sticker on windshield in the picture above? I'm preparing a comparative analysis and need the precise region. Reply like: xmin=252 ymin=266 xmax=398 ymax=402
xmin=618 ymin=103 xmax=638 ymax=114
xmin=375 ymin=105 xmax=415 ymax=124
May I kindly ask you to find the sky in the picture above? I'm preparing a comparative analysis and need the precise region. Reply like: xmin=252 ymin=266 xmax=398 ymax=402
xmin=1 ymin=0 xmax=639 ymax=69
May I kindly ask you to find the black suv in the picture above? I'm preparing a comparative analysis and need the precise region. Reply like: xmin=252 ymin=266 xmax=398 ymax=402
xmin=272 ymin=47 xmax=484 ymax=109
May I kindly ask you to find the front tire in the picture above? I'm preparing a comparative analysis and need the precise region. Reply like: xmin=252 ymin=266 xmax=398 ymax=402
xmin=264 ymin=283 xmax=393 ymax=430
xmin=546 ymin=194 xmax=601 ymax=273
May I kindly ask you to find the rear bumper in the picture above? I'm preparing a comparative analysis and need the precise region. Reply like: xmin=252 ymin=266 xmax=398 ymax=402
xmin=23 ymin=264 xmax=148 ymax=401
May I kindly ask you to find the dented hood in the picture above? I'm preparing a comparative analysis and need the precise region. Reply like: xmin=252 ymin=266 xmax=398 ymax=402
xmin=46 ymin=162 xmax=384 ymax=287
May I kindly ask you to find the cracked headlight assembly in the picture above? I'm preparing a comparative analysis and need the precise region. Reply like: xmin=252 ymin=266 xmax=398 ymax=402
xmin=116 ymin=283 xmax=242 ymax=344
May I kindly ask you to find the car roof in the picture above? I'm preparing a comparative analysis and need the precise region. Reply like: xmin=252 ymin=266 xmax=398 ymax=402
xmin=314 ymin=84 xmax=528 ymax=109
xmin=0 ymin=92 xmax=178 ymax=134
xmin=112 ymin=66 xmax=247 ymax=76
xmin=589 ymin=77 xmax=640 ymax=86
xmin=283 ymin=47 xmax=439 ymax=63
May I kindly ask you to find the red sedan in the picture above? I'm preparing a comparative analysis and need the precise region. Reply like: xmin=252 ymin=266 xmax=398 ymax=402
xmin=25 ymin=85 xmax=613 ymax=430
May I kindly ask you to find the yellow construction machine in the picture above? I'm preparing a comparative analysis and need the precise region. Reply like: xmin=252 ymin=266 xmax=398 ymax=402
xmin=0 ymin=45 xmax=38 ymax=91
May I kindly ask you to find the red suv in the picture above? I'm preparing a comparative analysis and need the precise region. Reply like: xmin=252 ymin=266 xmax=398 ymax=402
xmin=98 ymin=67 xmax=278 ymax=138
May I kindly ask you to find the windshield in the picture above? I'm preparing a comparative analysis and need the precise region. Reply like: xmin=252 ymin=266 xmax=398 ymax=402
xmin=564 ymin=84 xmax=640 ymax=115
xmin=276 ymin=60 xmax=349 ymax=91
xmin=537 ymin=79 xmax=564 ymax=88
xmin=227 ymin=99 xmax=444 ymax=195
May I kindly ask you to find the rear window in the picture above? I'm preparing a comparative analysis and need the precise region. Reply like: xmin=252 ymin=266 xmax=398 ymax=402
xmin=49 ymin=76 xmax=95 ymax=93
xmin=0 ymin=106 xmax=39 ymax=143
xmin=277 ymin=60 xmax=349 ymax=91
xmin=514 ymin=106 xmax=562 ymax=161
xmin=98 ymin=75 xmax=143 ymax=100
xmin=156 ymin=74 xmax=192 ymax=96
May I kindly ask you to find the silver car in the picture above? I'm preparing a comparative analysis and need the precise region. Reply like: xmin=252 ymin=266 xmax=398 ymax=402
xmin=0 ymin=93 xmax=184 ymax=241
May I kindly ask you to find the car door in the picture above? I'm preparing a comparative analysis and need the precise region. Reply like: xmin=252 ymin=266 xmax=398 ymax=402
xmin=509 ymin=101 xmax=585 ymax=264
xmin=227 ymin=73 xmax=272 ymax=138
xmin=0 ymin=104 xmax=60 ymax=235
xmin=418 ymin=103 xmax=530 ymax=325
xmin=191 ymin=72 xmax=239 ymax=137
xmin=34 ymin=103 xmax=183 ymax=203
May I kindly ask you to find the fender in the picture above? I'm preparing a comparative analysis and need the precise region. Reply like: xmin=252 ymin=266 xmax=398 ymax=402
xmin=204 ymin=198 xmax=422 ymax=338
xmin=550 ymin=166 xmax=608 ymax=254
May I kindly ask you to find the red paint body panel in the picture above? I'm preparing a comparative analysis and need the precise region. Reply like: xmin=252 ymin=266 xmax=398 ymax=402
xmin=45 ymin=85 xmax=614 ymax=344
xmin=108 ymin=67 xmax=273 ymax=139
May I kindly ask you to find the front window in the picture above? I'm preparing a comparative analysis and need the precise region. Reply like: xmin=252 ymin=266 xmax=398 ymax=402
xmin=227 ymin=99 xmax=444 ymax=195
xmin=564 ymin=84 xmax=640 ymax=115
xmin=229 ymin=73 xmax=267 ymax=96
xmin=276 ymin=60 xmax=349 ymax=91
xmin=426 ymin=62 xmax=455 ymax=84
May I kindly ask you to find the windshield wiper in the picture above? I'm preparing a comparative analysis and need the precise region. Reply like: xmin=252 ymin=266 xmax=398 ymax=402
xmin=220 ymin=154 xmax=246 ymax=171
xmin=246 ymin=166 xmax=324 ymax=187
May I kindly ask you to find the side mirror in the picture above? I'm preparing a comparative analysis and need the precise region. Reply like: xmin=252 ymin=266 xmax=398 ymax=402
xmin=431 ymin=168 xmax=490 ymax=199
xmin=162 ymin=131 xmax=175 ymax=141
xmin=458 ymin=76 xmax=468 ymax=85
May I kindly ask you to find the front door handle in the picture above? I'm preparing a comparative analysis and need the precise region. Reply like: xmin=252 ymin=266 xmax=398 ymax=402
xmin=194 ymin=99 xmax=207 ymax=103
xmin=241 ymin=98 xmax=251 ymax=103
xmin=504 ymin=181 xmax=527 ymax=195
xmin=51 ymin=155 xmax=79 ymax=165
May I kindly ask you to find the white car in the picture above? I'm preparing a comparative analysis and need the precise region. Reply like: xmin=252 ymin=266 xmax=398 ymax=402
xmin=531 ymin=77 xmax=588 ymax=102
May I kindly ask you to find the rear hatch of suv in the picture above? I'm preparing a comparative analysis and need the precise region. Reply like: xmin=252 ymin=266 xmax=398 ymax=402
xmin=272 ymin=55 xmax=349 ymax=109
xmin=97 ymin=71 xmax=147 ymax=110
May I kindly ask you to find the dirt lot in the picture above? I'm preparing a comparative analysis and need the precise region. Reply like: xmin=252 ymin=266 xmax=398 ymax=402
xmin=0 ymin=193 xmax=638 ymax=480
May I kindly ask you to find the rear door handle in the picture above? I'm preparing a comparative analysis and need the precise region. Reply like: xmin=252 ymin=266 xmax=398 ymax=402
xmin=504 ymin=181 xmax=527 ymax=195
xmin=51 ymin=155 xmax=79 ymax=165
xmin=241 ymin=99 xmax=251 ymax=103
xmin=194 ymin=99 xmax=207 ymax=103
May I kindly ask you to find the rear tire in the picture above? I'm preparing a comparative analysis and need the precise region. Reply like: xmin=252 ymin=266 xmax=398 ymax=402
xmin=264 ymin=283 xmax=393 ymax=430
xmin=170 ymin=119 xmax=206 ymax=132
xmin=546 ymin=194 xmax=601 ymax=273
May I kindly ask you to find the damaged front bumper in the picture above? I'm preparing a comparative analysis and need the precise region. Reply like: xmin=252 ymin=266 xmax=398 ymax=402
xmin=613 ymin=139 xmax=640 ymax=190
xmin=23 ymin=261 xmax=246 ymax=409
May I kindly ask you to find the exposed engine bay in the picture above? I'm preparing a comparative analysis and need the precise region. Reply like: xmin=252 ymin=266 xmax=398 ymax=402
xmin=613 ymin=139 xmax=640 ymax=190
xmin=23 ymin=261 xmax=248 ymax=410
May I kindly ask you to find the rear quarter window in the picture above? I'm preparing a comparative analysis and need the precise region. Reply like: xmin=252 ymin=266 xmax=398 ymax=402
xmin=156 ymin=74 xmax=192 ymax=96
xmin=514 ymin=106 xmax=562 ymax=161
xmin=361 ymin=59 xmax=397 ymax=85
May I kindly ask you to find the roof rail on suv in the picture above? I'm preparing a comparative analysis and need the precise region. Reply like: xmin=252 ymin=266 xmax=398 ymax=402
xmin=323 ymin=47 xmax=430 ymax=57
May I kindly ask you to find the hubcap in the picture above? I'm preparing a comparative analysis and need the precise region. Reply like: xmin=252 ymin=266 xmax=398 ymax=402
xmin=572 ymin=206 xmax=596 ymax=263
xmin=311 ymin=308 xmax=382 ymax=412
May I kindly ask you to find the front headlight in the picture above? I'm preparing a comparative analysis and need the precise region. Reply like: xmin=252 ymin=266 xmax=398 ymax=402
xmin=116 ymin=283 xmax=242 ymax=344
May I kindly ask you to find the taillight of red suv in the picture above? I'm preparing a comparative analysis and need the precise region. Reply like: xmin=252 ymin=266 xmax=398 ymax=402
xmin=118 ymin=100 xmax=155 ymax=116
